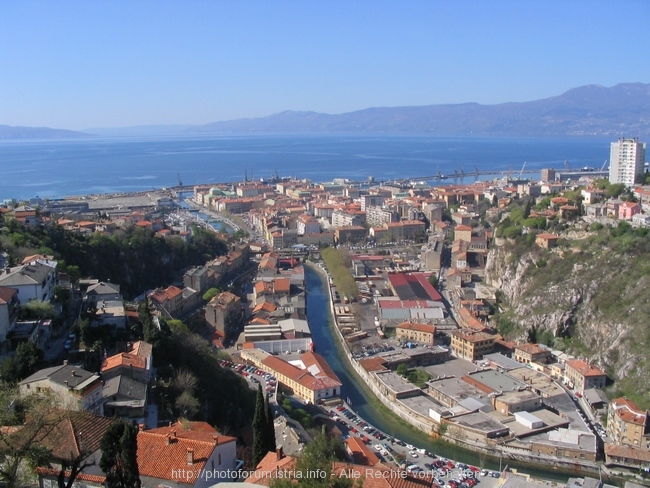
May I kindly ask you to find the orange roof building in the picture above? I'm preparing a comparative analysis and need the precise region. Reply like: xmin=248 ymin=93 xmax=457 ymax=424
xmin=607 ymin=398 xmax=650 ymax=448
xmin=564 ymin=359 xmax=607 ymax=393
xmin=395 ymin=321 xmax=436 ymax=345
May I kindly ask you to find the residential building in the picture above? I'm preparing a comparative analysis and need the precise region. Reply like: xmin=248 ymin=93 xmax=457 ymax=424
xmin=450 ymin=330 xmax=496 ymax=361
xmin=35 ymin=412 xmax=117 ymax=488
xmin=365 ymin=206 xmax=398 ymax=227
xmin=101 ymin=375 xmax=148 ymax=422
xmin=137 ymin=421 xmax=238 ymax=486
xmin=335 ymin=226 xmax=366 ymax=244
xmin=0 ymin=260 xmax=57 ymax=302
xmin=395 ymin=321 xmax=436 ymax=346
xmin=606 ymin=398 xmax=650 ymax=449
xmin=92 ymin=299 xmax=127 ymax=329
xmin=609 ymin=137 xmax=647 ymax=186
xmin=618 ymin=201 xmax=642 ymax=220
xmin=205 ymin=291 xmax=242 ymax=334
xmin=183 ymin=265 xmax=211 ymax=293
xmin=535 ymin=233 xmax=560 ymax=249
xmin=85 ymin=281 xmax=121 ymax=304
xmin=19 ymin=364 xmax=104 ymax=415
xmin=149 ymin=285 xmax=184 ymax=317
xmin=100 ymin=340 xmax=153 ymax=384
xmin=564 ymin=359 xmax=607 ymax=393
xmin=514 ymin=343 xmax=552 ymax=364
xmin=0 ymin=286 xmax=19 ymax=351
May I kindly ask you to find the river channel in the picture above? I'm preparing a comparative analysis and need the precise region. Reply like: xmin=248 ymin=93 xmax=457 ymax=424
xmin=304 ymin=264 xmax=574 ymax=483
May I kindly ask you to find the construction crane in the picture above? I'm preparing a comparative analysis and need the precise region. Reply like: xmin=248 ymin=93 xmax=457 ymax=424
xmin=600 ymin=160 xmax=608 ymax=171
xmin=519 ymin=162 xmax=527 ymax=179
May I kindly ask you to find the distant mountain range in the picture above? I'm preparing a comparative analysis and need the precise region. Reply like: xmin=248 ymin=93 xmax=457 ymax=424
xmin=4 ymin=83 xmax=650 ymax=139
xmin=187 ymin=83 xmax=650 ymax=137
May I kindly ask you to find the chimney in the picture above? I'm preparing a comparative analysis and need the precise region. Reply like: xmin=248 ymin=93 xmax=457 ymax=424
xmin=71 ymin=370 xmax=76 ymax=377
xmin=276 ymin=447 xmax=283 ymax=461
xmin=63 ymin=360 xmax=68 ymax=366
xmin=138 ymin=423 xmax=144 ymax=431
xmin=212 ymin=434 xmax=219 ymax=445
xmin=165 ymin=433 xmax=175 ymax=445
xmin=187 ymin=448 xmax=194 ymax=465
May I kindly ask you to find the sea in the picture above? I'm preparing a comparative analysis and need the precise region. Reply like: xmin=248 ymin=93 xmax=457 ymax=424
xmin=0 ymin=133 xmax=612 ymax=201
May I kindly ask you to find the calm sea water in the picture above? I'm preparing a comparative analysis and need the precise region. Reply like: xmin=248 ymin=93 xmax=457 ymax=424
xmin=0 ymin=134 xmax=611 ymax=200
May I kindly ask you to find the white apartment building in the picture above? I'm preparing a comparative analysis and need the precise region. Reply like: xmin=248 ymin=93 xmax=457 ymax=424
xmin=609 ymin=137 xmax=646 ymax=186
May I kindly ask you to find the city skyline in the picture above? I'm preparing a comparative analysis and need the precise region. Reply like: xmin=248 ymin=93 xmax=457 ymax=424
xmin=1 ymin=0 xmax=650 ymax=130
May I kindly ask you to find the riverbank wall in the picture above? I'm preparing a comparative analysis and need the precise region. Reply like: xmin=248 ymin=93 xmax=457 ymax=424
xmin=306 ymin=262 xmax=600 ymax=476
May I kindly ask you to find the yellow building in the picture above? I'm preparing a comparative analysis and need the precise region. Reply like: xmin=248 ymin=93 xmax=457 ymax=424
xmin=395 ymin=321 xmax=435 ymax=346
xmin=450 ymin=330 xmax=496 ymax=361
xmin=607 ymin=398 xmax=650 ymax=449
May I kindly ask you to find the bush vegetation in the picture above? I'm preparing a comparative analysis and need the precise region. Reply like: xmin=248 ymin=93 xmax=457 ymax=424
xmin=320 ymin=247 xmax=358 ymax=299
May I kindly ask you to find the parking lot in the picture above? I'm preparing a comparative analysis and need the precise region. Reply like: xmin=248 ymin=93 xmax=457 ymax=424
xmin=327 ymin=404 xmax=502 ymax=488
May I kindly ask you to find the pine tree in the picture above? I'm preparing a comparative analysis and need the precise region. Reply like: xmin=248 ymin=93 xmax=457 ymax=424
xmin=100 ymin=421 xmax=141 ymax=488
xmin=264 ymin=392 xmax=276 ymax=454
xmin=252 ymin=385 xmax=267 ymax=468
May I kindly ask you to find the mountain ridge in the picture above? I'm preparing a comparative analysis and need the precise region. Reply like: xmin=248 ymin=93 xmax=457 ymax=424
xmin=187 ymin=82 xmax=650 ymax=137
xmin=4 ymin=83 xmax=650 ymax=138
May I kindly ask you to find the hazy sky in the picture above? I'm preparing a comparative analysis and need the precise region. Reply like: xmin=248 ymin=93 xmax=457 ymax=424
xmin=2 ymin=0 xmax=649 ymax=130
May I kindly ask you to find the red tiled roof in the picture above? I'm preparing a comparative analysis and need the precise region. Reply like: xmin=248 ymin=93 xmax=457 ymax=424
xmin=147 ymin=421 xmax=235 ymax=444
xmin=396 ymin=322 xmax=435 ymax=334
xmin=358 ymin=357 xmax=389 ymax=373
xmin=0 ymin=286 xmax=17 ymax=304
xmin=610 ymin=398 xmax=648 ymax=426
xmin=345 ymin=436 xmax=380 ymax=466
xmin=101 ymin=352 xmax=146 ymax=373
xmin=273 ymin=277 xmax=290 ymax=293
xmin=566 ymin=359 xmax=606 ymax=378
xmin=137 ymin=430 xmax=216 ymax=481
xmin=605 ymin=443 xmax=650 ymax=463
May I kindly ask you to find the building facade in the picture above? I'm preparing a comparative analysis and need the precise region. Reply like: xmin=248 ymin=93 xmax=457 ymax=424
xmin=609 ymin=138 xmax=646 ymax=186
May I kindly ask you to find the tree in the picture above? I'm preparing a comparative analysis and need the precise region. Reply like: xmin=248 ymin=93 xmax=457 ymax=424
xmin=252 ymin=385 xmax=268 ymax=468
xmin=0 ymin=391 xmax=62 ymax=488
xmin=264 ymin=393 xmax=276 ymax=456
xmin=0 ymin=342 xmax=44 ymax=383
xmin=20 ymin=300 xmax=57 ymax=320
xmin=427 ymin=274 xmax=438 ymax=288
xmin=202 ymin=287 xmax=222 ymax=302
xmin=138 ymin=297 xmax=160 ymax=345
xmin=271 ymin=427 xmax=352 ymax=488
xmin=100 ymin=421 xmax=141 ymax=488
xmin=396 ymin=363 xmax=408 ymax=376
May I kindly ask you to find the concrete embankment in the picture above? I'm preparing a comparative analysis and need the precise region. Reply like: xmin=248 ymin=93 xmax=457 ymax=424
xmin=305 ymin=262 xmax=599 ymax=479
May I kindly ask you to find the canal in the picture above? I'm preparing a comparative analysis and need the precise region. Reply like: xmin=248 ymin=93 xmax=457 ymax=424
xmin=304 ymin=263 xmax=573 ymax=482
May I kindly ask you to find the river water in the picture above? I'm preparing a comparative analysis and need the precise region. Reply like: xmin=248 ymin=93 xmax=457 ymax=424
xmin=304 ymin=264 xmax=575 ymax=482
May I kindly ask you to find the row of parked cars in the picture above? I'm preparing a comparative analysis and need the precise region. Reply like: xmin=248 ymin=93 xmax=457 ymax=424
xmin=330 ymin=403 xmax=500 ymax=488
xmin=220 ymin=360 xmax=277 ymax=396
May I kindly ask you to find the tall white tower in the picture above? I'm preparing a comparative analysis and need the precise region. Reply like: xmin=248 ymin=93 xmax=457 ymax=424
xmin=609 ymin=137 xmax=646 ymax=186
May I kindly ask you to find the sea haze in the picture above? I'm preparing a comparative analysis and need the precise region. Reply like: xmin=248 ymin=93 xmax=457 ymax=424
xmin=0 ymin=134 xmax=611 ymax=200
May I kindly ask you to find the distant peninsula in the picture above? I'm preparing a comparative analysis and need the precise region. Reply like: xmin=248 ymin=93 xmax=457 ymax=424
xmin=0 ymin=125 xmax=94 ymax=140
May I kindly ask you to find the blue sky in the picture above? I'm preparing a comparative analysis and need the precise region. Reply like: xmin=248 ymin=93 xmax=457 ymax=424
xmin=1 ymin=0 xmax=649 ymax=130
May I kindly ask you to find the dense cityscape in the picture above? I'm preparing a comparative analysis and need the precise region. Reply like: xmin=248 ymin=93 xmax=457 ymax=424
xmin=0 ymin=137 xmax=647 ymax=487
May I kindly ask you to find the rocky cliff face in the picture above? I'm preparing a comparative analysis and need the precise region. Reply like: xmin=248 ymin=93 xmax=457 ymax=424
xmin=484 ymin=243 xmax=650 ymax=403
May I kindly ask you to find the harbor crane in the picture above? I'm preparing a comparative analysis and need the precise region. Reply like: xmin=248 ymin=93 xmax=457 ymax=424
xmin=600 ymin=160 xmax=608 ymax=171
xmin=519 ymin=162 xmax=527 ymax=179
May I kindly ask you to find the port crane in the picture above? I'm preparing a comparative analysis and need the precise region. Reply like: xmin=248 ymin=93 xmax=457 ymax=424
xmin=177 ymin=173 xmax=183 ymax=186
xmin=519 ymin=162 xmax=527 ymax=179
